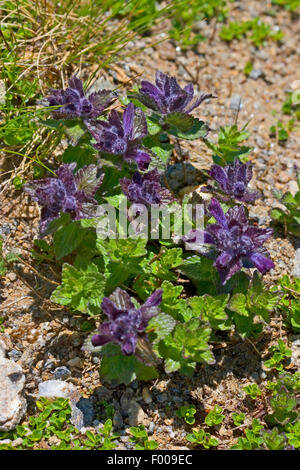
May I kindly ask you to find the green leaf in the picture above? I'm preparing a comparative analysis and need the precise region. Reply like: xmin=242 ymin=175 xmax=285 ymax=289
xmin=39 ymin=119 xmax=63 ymax=129
xmin=166 ymin=114 xmax=208 ymax=140
xmin=100 ymin=354 xmax=158 ymax=385
xmin=189 ymin=294 xmax=229 ymax=330
xmin=143 ymin=134 xmax=173 ymax=164
xmin=51 ymin=262 xmax=106 ymax=315
xmin=164 ymin=112 xmax=195 ymax=132
xmin=42 ymin=212 xmax=71 ymax=237
xmin=158 ymin=319 xmax=214 ymax=377
xmin=61 ymin=144 xmax=95 ymax=169
xmin=145 ymin=115 xmax=162 ymax=135
xmin=53 ymin=221 xmax=86 ymax=260
xmin=64 ymin=120 xmax=86 ymax=146
xmin=147 ymin=312 xmax=176 ymax=343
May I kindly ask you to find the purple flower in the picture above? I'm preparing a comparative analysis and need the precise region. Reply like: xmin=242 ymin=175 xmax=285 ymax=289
xmin=183 ymin=198 xmax=274 ymax=284
xmin=202 ymin=159 xmax=261 ymax=203
xmin=91 ymin=288 xmax=163 ymax=356
xmin=84 ymin=103 xmax=151 ymax=171
xmin=120 ymin=169 xmax=174 ymax=206
xmin=24 ymin=163 xmax=103 ymax=233
xmin=46 ymin=75 xmax=116 ymax=119
xmin=133 ymin=71 xmax=212 ymax=116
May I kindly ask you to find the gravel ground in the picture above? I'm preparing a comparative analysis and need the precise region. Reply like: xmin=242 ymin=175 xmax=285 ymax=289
xmin=0 ymin=0 xmax=299 ymax=449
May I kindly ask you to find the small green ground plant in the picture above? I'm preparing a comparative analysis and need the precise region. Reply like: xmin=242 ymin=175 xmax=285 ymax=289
xmin=176 ymin=405 xmax=197 ymax=425
xmin=186 ymin=429 xmax=219 ymax=449
xmin=220 ymin=18 xmax=283 ymax=47
xmin=232 ymin=370 xmax=299 ymax=450
xmin=129 ymin=426 xmax=158 ymax=450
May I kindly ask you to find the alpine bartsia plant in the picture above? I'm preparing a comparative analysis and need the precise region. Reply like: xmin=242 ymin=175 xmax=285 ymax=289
xmin=46 ymin=75 xmax=116 ymax=119
xmin=120 ymin=169 xmax=174 ymax=205
xmin=133 ymin=71 xmax=213 ymax=116
xmin=202 ymin=159 xmax=261 ymax=203
xmin=183 ymin=198 xmax=274 ymax=284
xmin=91 ymin=288 xmax=163 ymax=356
xmin=24 ymin=163 xmax=103 ymax=233
xmin=84 ymin=103 xmax=151 ymax=170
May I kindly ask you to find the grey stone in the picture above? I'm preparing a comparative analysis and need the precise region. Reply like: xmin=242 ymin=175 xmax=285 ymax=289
xmin=130 ymin=380 xmax=138 ymax=390
xmin=290 ymin=338 xmax=300 ymax=370
xmin=142 ymin=387 xmax=152 ymax=404
xmin=7 ymin=349 xmax=22 ymax=361
xmin=0 ymin=340 xmax=6 ymax=359
xmin=128 ymin=399 xmax=145 ymax=427
xmin=87 ymin=77 xmax=114 ymax=94
xmin=255 ymin=135 xmax=266 ymax=149
xmin=77 ymin=398 xmax=95 ymax=426
xmin=253 ymin=49 xmax=268 ymax=61
xmin=95 ymin=386 xmax=112 ymax=401
xmin=250 ymin=372 xmax=259 ymax=381
xmin=0 ymin=225 xmax=10 ymax=236
xmin=120 ymin=389 xmax=134 ymax=414
xmin=69 ymin=405 xmax=84 ymax=430
xmin=148 ymin=421 xmax=155 ymax=435
xmin=249 ymin=69 xmax=263 ymax=80
xmin=38 ymin=380 xmax=81 ymax=403
xmin=116 ymin=443 xmax=127 ymax=450
xmin=230 ymin=93 xmax=242 ymax=111
xmin=167 ymin=426 xmax=175 ymax=438
xmin=156 ymin=392 xmax=168 ymax=403
xmin=67 ymin=356 xmax=83 ymax=368
xmin=43 ymin=359 xmax=55 ymax=370
xmin=11 ymin=437 xmax=23 ymax=447
xmin=53 ymin=366 xmax=71 ymax=380
xmin=0 ymin=358 xmax=26 ymax=431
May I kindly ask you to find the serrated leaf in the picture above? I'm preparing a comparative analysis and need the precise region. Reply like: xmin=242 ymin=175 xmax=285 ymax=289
xmin=61 ymin=144 xmax=95 ymax=169
xmin=158 ymin=319 xmax=214 ymax=376
xmin=147 ymin=312 xmax=176 ymax=343
xmin=142 ymin=134 xmax=173 ymax=164
xmin=159 ymin=280 xmax=183 ymax=315
xmin=146 ymin=115 xmax=162 ymax=135
xmin=228 ymin=293 xmax=248 ymax=316
xmin=164 ymin=112 xmax=195 ymax=133
xmin=166 ymin=114 xmax=208 ymax=140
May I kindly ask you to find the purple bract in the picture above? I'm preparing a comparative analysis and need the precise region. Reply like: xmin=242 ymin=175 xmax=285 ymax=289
xmin=133 ymin=71 xmax=212 ymax=116
xmin=183 ymin=198 xmax=274 ymax=284
xmin=24 ymin=163 xmax=103 ymax=233
xmin=46 ymin=75 xmax=116 ymax=119
xmin=202 ymin=159 xmax=261 ymax=203
xmin=91 ymin=288 xmax=163 ymax=356
xmin=120 ymin=169 xmax=174 ymax=206
xmin=84 ymin=103 xmax=151 ymax=170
